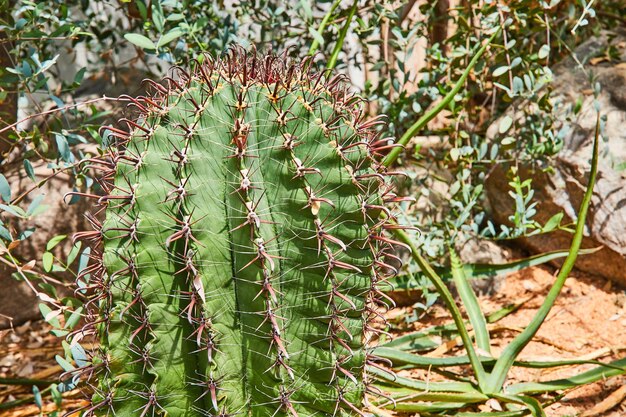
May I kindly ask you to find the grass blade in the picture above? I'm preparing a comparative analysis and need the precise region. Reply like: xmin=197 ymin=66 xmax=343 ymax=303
xmin=390 ymin=402 xmax=471 ymax=412
xmin=455 ymin=412 xmax=528 ymax=417
xmin=375 ymin=388 xmax=488 ymax=406
xmin=381 ymin=300 xmax=527 ymax=352
xmin=456 ymin=248 xmax=599 ymax=280
xmin=374 ymin=346 xmax=626 ymax=372
xmin=379 ymin=324 xmax=453 ymax=352
xmin=450 ymin=246 xmax=491 ymax=353
xmin=493 ymin=394 xmax=546 ymax=417
xmin=374 ymin=346 xmax=490 ymax=368
xmin=486 ymin=300 xmax=527 ymax=323
xmin=507 ymin=357 xmax=626 ymax=394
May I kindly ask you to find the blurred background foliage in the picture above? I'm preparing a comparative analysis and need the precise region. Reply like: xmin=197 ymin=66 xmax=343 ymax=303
xmin=0 ymin=0 xmax=624 ymax=332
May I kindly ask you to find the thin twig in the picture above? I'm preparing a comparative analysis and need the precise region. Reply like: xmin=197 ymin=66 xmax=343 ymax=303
xmin=9 ymin=163 xmax=77 ymax=205
xmin=0 ymin=377 xmax=56 ymax=387
xmin=0 ymin=36 xmax=80 ymax=44
xmin=0 ymin=95 xmax=119 ymax=135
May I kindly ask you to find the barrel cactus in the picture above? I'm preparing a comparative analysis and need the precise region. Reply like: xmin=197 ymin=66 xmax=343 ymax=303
xmin=73 ymin=48 xmax=406 ymax=416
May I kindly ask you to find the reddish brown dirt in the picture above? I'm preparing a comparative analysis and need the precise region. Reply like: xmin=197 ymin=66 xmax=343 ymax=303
xmin=0 ymin=266 xmax=625 ymax=416
xmin=487 ymin=267 xmax=626 ymax=416
xmin=385 ymin=266 xmax=626 ymax=416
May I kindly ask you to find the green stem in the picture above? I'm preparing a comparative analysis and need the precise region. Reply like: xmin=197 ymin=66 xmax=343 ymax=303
xmin=326 ymin=0 xmax=358 ymax=71
xmin=0 ymin=377 xmax=56 ymax=386
xmin=486 ymin=112 xmax=601 ymax=393
xmin=308 ymin=0 xmax=342 ymax=55
xmin=382 ymin=29 xmax=501 ymax=168
xmin=391 ymin=226 xmax=489 ymax=390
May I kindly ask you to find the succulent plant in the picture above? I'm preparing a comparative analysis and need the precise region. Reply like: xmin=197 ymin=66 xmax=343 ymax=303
xmin=72 ymin=48 xmax=407 ymax=416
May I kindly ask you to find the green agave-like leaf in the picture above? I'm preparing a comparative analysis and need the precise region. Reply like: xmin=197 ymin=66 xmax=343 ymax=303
xmin=507 ymin=356 xmax=626 ymax=395
xmin=379 ymin=300 xmax=525 ymax=353
xmin=449 ymin=246 xmax=490 ymax=354
xmin=388 ymin=248 xmax=599 ymax=292
xmin=374 ymin=346 xmax=626 ymax=372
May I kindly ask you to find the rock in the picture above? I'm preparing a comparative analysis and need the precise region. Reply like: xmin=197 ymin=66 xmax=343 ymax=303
xmin=456 ymin=236 xmax=512 ymax=295
xmin=485 ymin=30 xmax=626 ymax=286
xmin=456 ymin=235 xmax=512 ymax=265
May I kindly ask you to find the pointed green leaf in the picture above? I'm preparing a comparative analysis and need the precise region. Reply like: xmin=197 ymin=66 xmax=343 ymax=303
xmin=27 ymin=194 xmax=46 ymax=216
xmin=499 ymin=115 xmax=513 ymax=134
xmin=493 ymin=66 xmax=509 ymax=77
xmin=46 ymin=234 xmax=67 ymax=251
xmin=55 ymin=355 xmax=75 ymax=372
xmin=157 ymin=27 xmax=184 ymax=47
xmin=0 ymin=174 xmax=11 ymax=203
xmin=23 ymin=159 xmax=36 ymax=181
xmin=42 ymin=252 xmax=53 ymax=272
xmin=124 ymin=33 xmax=156 ymax=50
xmin=542 ymin=212 xmax=563 ymax=232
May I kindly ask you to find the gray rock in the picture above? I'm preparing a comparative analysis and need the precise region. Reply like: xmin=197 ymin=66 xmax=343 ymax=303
xmin=485 ymin=31 xmax=626 ymax=286
xmin=456 ymin=236 xmax=512 ymax=294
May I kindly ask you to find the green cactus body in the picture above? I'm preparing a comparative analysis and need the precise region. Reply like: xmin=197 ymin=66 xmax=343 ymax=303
xmin=78 ymin=49 xmax=401 ymax=416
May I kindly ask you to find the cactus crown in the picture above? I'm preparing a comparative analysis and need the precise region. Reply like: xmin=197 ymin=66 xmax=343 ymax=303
xmin=75 ymin=48 xmax=403 ymax=416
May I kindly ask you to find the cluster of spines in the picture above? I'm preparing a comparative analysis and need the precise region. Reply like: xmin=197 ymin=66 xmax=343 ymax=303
xmin=68 ymin=47 xmax=412 ymax=417
xmin=228 ymin=78 xmax=295 ymax=414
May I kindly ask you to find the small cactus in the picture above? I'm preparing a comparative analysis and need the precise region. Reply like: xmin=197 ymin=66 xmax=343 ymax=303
xmin=73 ymin=48 xmax=406 ymax=416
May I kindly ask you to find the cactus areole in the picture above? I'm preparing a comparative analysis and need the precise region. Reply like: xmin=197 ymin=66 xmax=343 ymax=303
xmin=75 ymin=49 xmax=406 ymax=416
